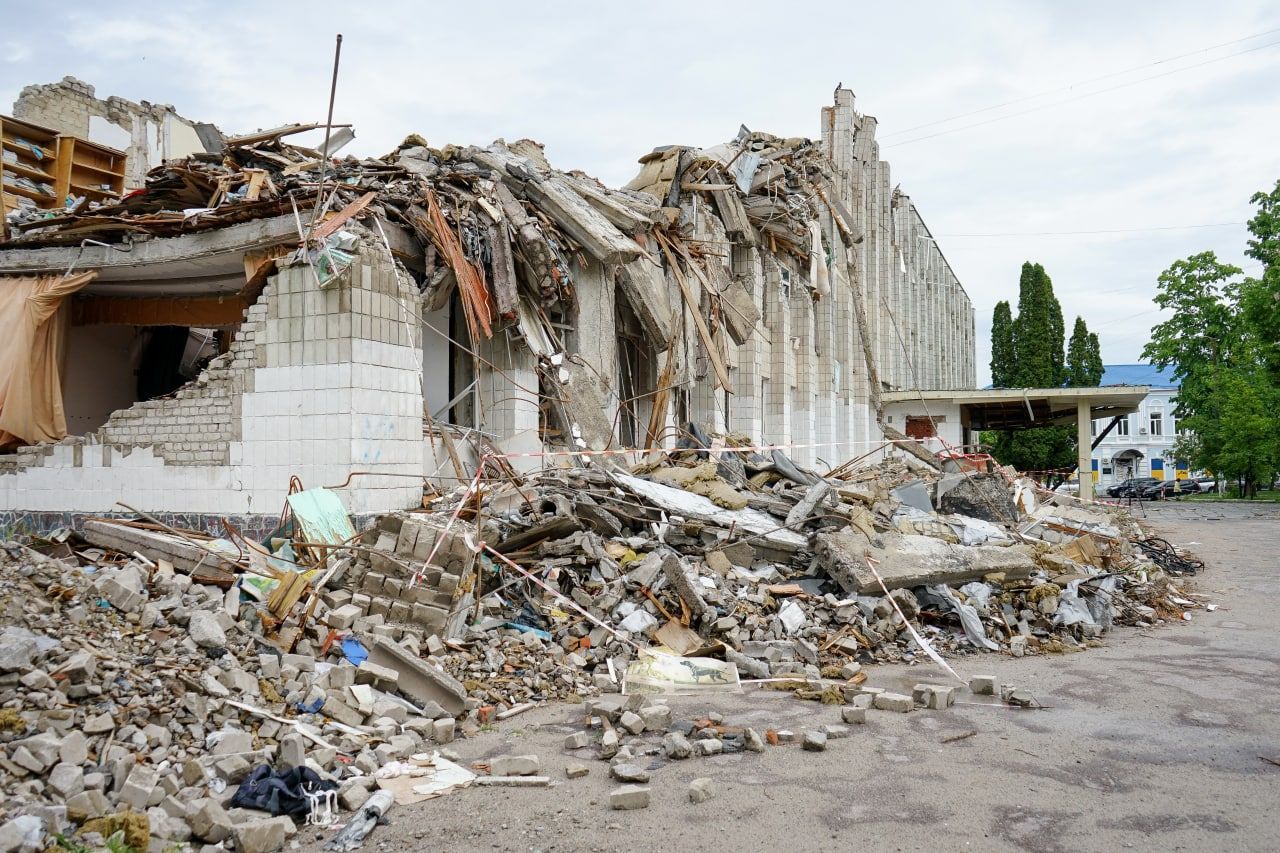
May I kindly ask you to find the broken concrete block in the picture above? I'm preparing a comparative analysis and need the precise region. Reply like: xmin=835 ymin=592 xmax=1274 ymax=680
xmin=565 ymin=762 xmax=590 ymax=779
xmin=873 ymin=692 xmax=913 ymax=713
xmin=356 ymin=661 xmax=399 ymax=688
xmin=688 ymin=777 xmax=716 ymax=803
xmin=696 ymin=738 xmax=723 ymax=756
xmin=0 ymin=817 xmax=41 ymax=853
xmin=57 ymin=650 xmax=96 ymax=683
xmin=816 ymin=530 xmax=1035 ymax=594
xmin=190 ymin=799 xmax=235 ymax=843
xmin=0 ymin=628 xmax=39 ymax=672
xmin=802 ymin=731 xmax=827 ymax=751
xmin=365 ymin=637 xmax=466 ymax=716
xmin=48 ymin=762 xmax=85 ymax=798
xmin=704 ymin=550 xmax=732 ymax=575
xmin=65 ymin=790 xmax=109 ymax=823
xmin=821 ymin=724 xmax=850 ymax=740
xmin=325 ymin=604 xmax=363 ymax=630
xmin=970 ymin=675 xmax=997 ymax=695
xmin=322 ymin=694 xmax=365 ymax=728
xmin=490 ymin=755 xmax=539 ymax=777
xmin=187 ymin=611 xmax=227 ymax=649
xmin=618 ymin=710 xmax=646 ymax=735
xmin=233 ymin=816 xmax=294 ymax=853
xmin=610 ymin=785 xmax=650 ymax=810
xmin=13 ymin=733 xmax=60 ymax=771
xmin=638 ymin=704 xmax=672 ymax=732
xmin=339 ymin=781 xmax=372 ymax=811
xmin=610 ymin=763 xmax=649 ymax=783
xmin=278 ymin=734 xmax=306 ymax=770
xmin=212 ymin=729 xmax=254 ymax=755
xmin=841 ymin=706 xmax=867 ymax=725
xmin=564 ymin=732 xmax=593 ymax=750
xmin=118 ymin=763 xmax=159 ymax=810
xmin=912 ymin=683 xmax=957 ymax=709
xmin=59 ymin=731 xmax=88 ymax=766
xmin=432 ymin=717 xmax=456 ymax=744
xmin=94 ymin=565 xmax=146 ymax=612
xmin=600 ymin=728 xmax=620 ymax=759
xmin=663 ymin=731 xmax=692 ymax=759
xmin=743 ymin=728 xmax=765 ymax=752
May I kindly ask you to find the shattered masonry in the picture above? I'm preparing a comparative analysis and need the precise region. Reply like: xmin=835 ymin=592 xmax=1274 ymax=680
xmin=0 ymin=85 xmax=973 ymax=528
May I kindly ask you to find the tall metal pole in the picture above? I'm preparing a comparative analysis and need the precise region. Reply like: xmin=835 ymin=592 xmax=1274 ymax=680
xmin=306 ymin=33 xmax=344 ymax=240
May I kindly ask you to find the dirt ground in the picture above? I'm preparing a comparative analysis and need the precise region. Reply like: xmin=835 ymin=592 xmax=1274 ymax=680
xmin=302 ymin=501 xmax=1280 ymax=853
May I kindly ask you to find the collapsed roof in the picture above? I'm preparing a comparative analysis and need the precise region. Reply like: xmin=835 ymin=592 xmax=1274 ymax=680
xmin=2 ymin=119 xmax=858 ymax=356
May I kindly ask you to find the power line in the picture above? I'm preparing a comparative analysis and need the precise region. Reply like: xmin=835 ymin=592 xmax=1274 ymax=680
xmin=884 ymin=37 xmax=1280 ymax=148
xmin=1093 ymin=308 xmax=1165 ymax=328
xmin=938 ymin=222 xmax=1245 ymax=238
xmin=880 ymin=26 xmax=1280 ymax=139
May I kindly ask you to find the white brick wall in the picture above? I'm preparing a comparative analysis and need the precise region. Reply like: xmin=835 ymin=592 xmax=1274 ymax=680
xmin=0 ymin=246 xmax=424 ymax=517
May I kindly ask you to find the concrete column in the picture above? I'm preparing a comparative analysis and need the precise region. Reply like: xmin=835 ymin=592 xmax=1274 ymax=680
xmin=1077 ymin=398 xmax=1093 ymax=501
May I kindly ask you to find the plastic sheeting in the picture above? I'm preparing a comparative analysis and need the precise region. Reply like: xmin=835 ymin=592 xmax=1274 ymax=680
xmin=924 ymin=583 xmax=999 ymax=651
xmin=1053 ymin=579 xmax=1097 ymax=627
xmin=0 ymin=272 xmax=98 ymax=448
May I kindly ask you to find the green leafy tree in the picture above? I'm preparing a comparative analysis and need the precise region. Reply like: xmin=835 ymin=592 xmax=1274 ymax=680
xmin=986 ymin=262 xmax=1082 ymax=479
xmin=1240 ymin=179 xmax=1280 ymax=382
xmin=1066 ymin=316 xmax=1103 ymax=386
xmin=1208 ymin=367 xmax=1280 ymax=496
xmin=1142 ymin=245 xmax=1280 ymax=497
xmin=1011 ymin=263 xmax=1062 ymax=388
xmin=990 ymin=300 xmax=1015 ymax=387
xmin=1141 ymin=251 xmax=1243 ymax=432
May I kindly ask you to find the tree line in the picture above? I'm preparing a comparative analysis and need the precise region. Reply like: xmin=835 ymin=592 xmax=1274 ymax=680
xmin=987 ymin=262 xmax=1103 ymax=481
xmin=1142 ymin=181 xmax=1280 ymax=498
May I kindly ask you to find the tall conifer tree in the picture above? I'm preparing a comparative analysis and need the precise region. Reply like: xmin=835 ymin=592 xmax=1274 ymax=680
xmin=990 ymin=301 xmax=1015 ymax=388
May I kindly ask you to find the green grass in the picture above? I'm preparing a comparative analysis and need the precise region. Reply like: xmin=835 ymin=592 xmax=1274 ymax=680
xmin=1183 ymin=488 xmax=1280 ymax=503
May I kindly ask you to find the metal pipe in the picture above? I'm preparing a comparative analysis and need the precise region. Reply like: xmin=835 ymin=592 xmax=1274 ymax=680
xmin=306 ymin=34 xmax=344 ymax=241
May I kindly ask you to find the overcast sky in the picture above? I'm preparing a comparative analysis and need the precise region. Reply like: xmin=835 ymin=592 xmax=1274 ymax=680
xmin=4 ymin=1 xmax=1278 ymax=385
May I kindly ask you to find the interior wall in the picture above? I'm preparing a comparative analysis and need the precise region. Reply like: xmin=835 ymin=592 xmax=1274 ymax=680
xmin=421 ymin=301 xmax=451 ymax=420
xmin=61 ymin=324 xmax=142 ymax=436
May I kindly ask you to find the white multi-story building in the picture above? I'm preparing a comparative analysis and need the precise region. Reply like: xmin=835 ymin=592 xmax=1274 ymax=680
xmin=1090 ymin=364 xmax=1188 ymax=485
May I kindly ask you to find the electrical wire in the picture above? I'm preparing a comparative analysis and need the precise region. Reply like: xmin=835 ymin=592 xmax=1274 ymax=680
xmin=885 ymin=37 xmax=1280 ymax=148
xmin=880 ymin=26 xmax=1280 ymax=139
xmin=937 ymin=222 xmax=1246 ymax=238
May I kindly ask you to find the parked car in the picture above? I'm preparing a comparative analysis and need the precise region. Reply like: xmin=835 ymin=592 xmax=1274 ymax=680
xmin=1106 ymin=477 xmax=1159 ymax=498
xmin=1137 ymin=479 xmax=1201 ymax=500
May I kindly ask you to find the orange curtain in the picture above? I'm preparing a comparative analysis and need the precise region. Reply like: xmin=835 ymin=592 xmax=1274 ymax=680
xmin=0 ymin=272 xmax=98 ymax=448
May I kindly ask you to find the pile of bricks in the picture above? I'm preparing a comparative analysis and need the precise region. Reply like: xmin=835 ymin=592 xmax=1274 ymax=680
xmin=329 ymin=513 xmax=477 ymax=641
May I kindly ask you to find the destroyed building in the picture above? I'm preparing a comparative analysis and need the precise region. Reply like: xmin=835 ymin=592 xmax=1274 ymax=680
xmin=0 ymin=84 xmax=977 ymax=530
xmin=0 ymin=79 xmax=1217 ymax=853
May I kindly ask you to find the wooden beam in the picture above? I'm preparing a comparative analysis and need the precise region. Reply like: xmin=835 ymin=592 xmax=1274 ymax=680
xmin=311 ymin=191 xmax=376 ymax=241
xmin=71 ymin=294 xmax=248 ymax=327
xmin=657 ymin=236 xmax=733 ymax=393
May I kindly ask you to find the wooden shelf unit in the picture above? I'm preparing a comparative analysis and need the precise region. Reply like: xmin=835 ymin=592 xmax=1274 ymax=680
xmin=54 ymin=135 xmax=125 ymax=204
xmin=0 ymin=116 xmax=60 ymax=228
xmin=1 ymin=114 xmax=127 ymax=241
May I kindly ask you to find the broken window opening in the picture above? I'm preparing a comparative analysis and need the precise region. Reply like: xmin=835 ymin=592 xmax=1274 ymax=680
xmin=61 ymin=318 xmax=222 ymax=439
xmin=615 ymin=297 xmax=656 ymax=448
xmin=445 ymin=289 xmax=476 ymax=429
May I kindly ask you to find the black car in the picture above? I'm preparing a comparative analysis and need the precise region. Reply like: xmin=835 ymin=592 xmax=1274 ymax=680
xmin=1106 ymin=477 xmax=1159 ymax=498
xmin=1137 ymin=479 xmax=1201 ymax=500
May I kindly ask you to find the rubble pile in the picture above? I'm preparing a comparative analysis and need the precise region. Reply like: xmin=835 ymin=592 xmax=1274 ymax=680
xmin=0 ymin=446 xmax=1209 ymax=851
xmin=0 ymin=540 xmax=468 ymax=852
xmin=384 ymin=446 xmax=1201 ymax=698
xmin=3 ymin=121 xmax=859 ymax=422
